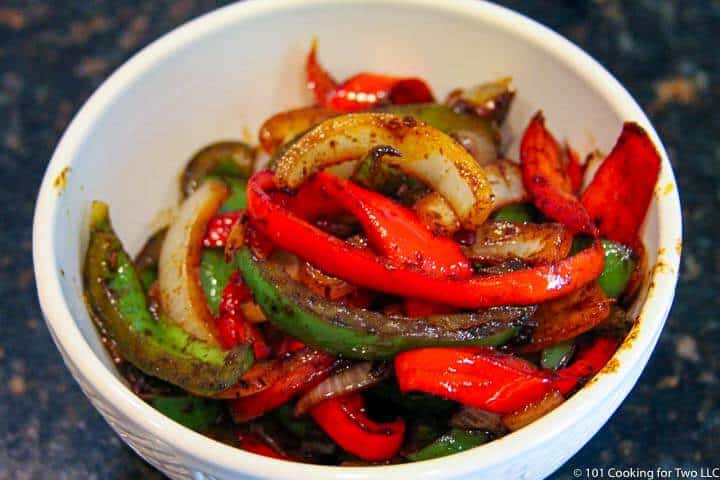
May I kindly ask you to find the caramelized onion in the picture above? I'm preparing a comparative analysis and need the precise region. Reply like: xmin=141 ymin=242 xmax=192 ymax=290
xmin=450 ymin=406 xmax=507 ymax=434
xmin=294 ymin=362 xmax=391 ymax=415
xmin=158 ymin=180 xmax=228 ymax=345
xmin=501 ymin=390 xmax=565 ymax=431
xmin=463 ymin=221 xmax=573 ymax=266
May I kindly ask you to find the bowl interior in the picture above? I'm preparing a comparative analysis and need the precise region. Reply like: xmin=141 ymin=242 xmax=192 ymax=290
xmin=36 ymin=0 xmax=680 ymax=478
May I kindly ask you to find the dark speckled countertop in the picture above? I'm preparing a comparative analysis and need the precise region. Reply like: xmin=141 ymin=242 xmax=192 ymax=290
xmin=0 ymin=1 xmax=717 ymax=478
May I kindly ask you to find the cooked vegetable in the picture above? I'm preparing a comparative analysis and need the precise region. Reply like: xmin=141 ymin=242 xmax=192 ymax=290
xmin=273 ymin=113 xmax=495 ymax=229
xmin=450 ymin=407 xmax=507 ymax=434
xmin=150 ymin=396 xmax=222 ymax=432
xmin=564 ymin=143 xmax=584 ymax=194
xmin=84 ymin=202 xmax=253 ymax=395
xmin=445 ymin=77 xmax=515 ymax=124
xmin=295 ymin=362 xmax=392 ymax=415
xmin=520 ymin=112 xmax=597 ymax=236
xmin=248 ymin=171 xmax=606 ymax=308
xmin=485 ymin=160 xmax=529 ymax=210
xmin=259 ymin=106 xmax=337 ymax=154
xmin=598 ymin=240 xmax=636 ymax=298
xmin=540 ymin=340 xmax=576 ymax=370
xmin=307 ymin=40 xmax=433 ymax=112
xmin=134 ymin=228 xmax=166 ymax=291
xmin=501 ymin=390 xmax=565 ymax=431
xmin=406 ymin=428 xmax=488 ymax=462
xmin=462 ymin=221 xmax=573 ymax=266
xmin=237 ymin=247 xmax=524 ymax=359
xmin=199 ymin=248 xmax=235 ymax=315
xmin=520 ymin=282 xmax=613 ymax=352
xmin=310 ymin=394 xmax=405 ymax=461
xmin=414 ymin=192 xmax=461 ymax=235
xmin=492 ymin=203 xmax=535 ymax=223
xmin=581 ymin=123 xmax=661 ymax=245
xmin=181 ymin=141 xmax=254 ymax=197
xmin=158 ymin=180 xmax=228 ymax=345
xmin=230 ymin=349 xmax=336 ymax=422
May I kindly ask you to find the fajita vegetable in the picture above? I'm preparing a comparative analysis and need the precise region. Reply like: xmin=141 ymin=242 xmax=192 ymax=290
xmin=83 ymin=41 xmax=660 ymax=464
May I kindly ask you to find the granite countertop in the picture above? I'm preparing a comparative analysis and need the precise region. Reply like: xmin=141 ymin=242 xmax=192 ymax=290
xmin=0 ymin=1 xmax=717 ymax=478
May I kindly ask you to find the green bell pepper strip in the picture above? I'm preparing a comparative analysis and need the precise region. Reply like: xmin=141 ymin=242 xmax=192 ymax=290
xmin=217 ymin=177 xmax=247 ymax=212
xmin=181 ymin=141 xmax=255 ymax=197
xmin=377 ymin=103 xmax=498 ymax=143
xmin=150 ymin=396 xmax=222 ymax=432
xmin=235 ymin=247 xmax=522 ymax=360
xmin=199 ymin=248 xmax=236 ymax=315
xmin=84 ymin=201 xmax=254 ymax=395
xmin=598 ymin=240 xmax=635 ymax=298
xmin=406 ymin=429 xmax=488 ymax=462
xmin=572 ymin=237 xmax=635 ymax=298
xmin=492 ymin=203 xmax=536 ymax=223
xmin=540 ymin=340 xmax=576 ymax=370
xmin=134 ymin=228 xmax=166 ymax=292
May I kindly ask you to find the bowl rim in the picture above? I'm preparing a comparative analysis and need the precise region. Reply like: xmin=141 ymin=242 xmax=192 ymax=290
xmin=33 ymin=0 xmax=682 ymax=478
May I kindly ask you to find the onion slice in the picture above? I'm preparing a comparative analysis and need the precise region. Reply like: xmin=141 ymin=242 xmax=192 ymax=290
xmin=273 ymin=113 xmax=495 ymax=229
xmin=485 ymin=159 xmax=528 ymax=210
xmin=463 ymin=221 xmax=573 ymax=266
xmin=501 ymin=390 xmax=565 ymax=431
xmin=258 ymin=106 xmax=337 ymax=155
xmin=294 ymin=362 xmax=391 ymax=415
xmin=450 ymin=406 xmax=508 ymax=434
xmin=158 ymin=179 xmax=228 ymax=345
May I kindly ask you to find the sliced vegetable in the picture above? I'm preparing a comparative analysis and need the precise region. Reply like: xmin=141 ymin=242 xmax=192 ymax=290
xmin=445 ymin=77 xmax=515 ymax=124
xmin=215 ymin=272 xmax=271 ymax=359
xmin=552 ymin=337 xmax=618 ymax=394
xmin=377 ymin=103 xmax=499 ymax=164
xmin=295 ymin=362 xmax=392 ymax=415
xmin=150 ymin=396 xmax=222 ymax=432
xmin=492 ymin=203 xmax=535 ymax=223
xmin=519 ymin=282 xmax=613 ymax=352
xmin=238 ymin=432 xmax=292 ymax=460
xmin=203 ymin=212 xmax=243 ymax=249
xmin=310 ymin=394 xmax=405 ymax=461
xmin=581 ymin=122 xmax=661 ymax=245
xmin=84 ymin=202 xmax=253 ymax=395
xmin=395 ymin=347 xmax=552 ymax=414
xmin=414 ymin=192 xmax=462 ymax=235
xmin=450 ymin=407 xmax=507 ymax=434
xmin=273 ymin=113 xmax=495 ymax=230
xmin=134 ymin=228 xmax=166 ymax=292
xmin=219 ymin=177 xmax=248 ymax=212
xmin=158 ymin=180 xmax=228 ymax=345
xmin=199 ymin=248 xmax=235 ymax=315
xmin=259 ymin=106 xmax=337 ymax=154
xmin=598 ymin=240 xmax=636 ymax=298
xmin=564 ymin=143 xmax=584 ymax=194
xmin=406 ymin=428 xmax=488 ymax=462
xmin=248 ymin=171 xmax=606 ymax=308
xmin=307 ymin=41 xmax=434 ymax=112
xmin=181 ymin=141 xmax=254 ymax=197
xmin=540 ymin=340 xmax=576 ymax=370
xmin=520 ymin=112 xmax=597 ymax=236
xmin=303 ymin=172 xmax=472 ymax=277
xmin=501 ymin=390 xmax=565 ymax=431
xmin=229 ymin=349 xmax=336 ymax=422
xmin=237 ymin=247 xmax=524 ymax=359
xmin=462 ymin=221 xmax=573 ymax=266
xmin=484 ymin=160 xmax=529 ymax=210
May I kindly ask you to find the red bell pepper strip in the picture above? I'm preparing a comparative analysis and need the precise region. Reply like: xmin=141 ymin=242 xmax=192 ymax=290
xmin=229 ymin=349 xmax=335 ymax=422
xmin=215 ymin=272 xmax=271 ymax=359
xmin=552 ymin=337 xmax=619 ymax=394
xmin=309 ymin=393 xmax=405 ymax=462
xmin=274 ymin=335 xmax=306 ymax=357
xmin=520 ymin=112 xmax=598 ymax=236
xmin=306 ymin=42 xmax=434 ymax=112
xmin=203 ymin=211 xmax=242 ymax=248
xmin=305 ymin=172 xmax=471 ymax=277
xmin=246 ymin=170 xmax=605 ymax=308
xmin=395 ymin=347 xmax=553 ymax=414
xmin=238 ymin=432 xmax=292 ymax=460
xmin=581 ymin=123 xmax=661 ymax=246
xmin=395 ymin=337 xmax=618 ymax=414
xmin=565 ymin=143 xmax=585 ymax=194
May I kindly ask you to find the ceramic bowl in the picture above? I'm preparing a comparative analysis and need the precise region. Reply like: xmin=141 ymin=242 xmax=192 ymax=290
xmin=33 ymin=1 xmax=681 ymax=478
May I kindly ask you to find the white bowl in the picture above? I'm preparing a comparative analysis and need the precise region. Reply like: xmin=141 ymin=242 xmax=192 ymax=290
xmin=33 ymin=1 xmax=682 ymax=479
